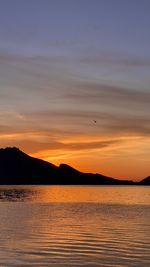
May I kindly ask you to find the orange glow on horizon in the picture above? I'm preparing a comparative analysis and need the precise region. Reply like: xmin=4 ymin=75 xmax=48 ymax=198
xmin=28 ymin=134 xmax=150 ymax=181
xmin=1 ymin=129 xmax=150 ymax=181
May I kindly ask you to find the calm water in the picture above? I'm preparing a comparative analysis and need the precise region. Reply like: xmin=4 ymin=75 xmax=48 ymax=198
xmin=0 ymin=186 xmax=150 ymax=267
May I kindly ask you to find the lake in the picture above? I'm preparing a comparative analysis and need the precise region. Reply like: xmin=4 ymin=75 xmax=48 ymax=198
xmin=0 ymin=185 xmax=150 ymax=266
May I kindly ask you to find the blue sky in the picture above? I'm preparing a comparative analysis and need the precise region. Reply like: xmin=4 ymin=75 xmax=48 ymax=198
xmin=0 ymin=0 xmax=150 ymax=179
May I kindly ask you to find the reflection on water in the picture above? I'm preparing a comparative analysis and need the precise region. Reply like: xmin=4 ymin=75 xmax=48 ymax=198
xmin=0 ymin=185 xmax=150 ymax=205
xmin=0 ymin=188 xmax=38 ymax=201
xmin=0 ymin=186 xmax=150 ymax=266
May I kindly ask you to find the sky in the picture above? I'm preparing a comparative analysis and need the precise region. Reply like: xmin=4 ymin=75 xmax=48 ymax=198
xmin=0 ymin=0 xmax=150 ymax=180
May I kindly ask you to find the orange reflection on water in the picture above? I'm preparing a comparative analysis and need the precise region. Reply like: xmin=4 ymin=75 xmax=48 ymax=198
xmin=1 ymin=185 xmax=150 ymax=205
xmin=0 ymin=185 xmax=150 ymax=266
xmin=28 ymin=185 xmax=150 ymax=205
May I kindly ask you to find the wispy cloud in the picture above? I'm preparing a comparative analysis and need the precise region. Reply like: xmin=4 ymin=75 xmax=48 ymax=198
xmin=23 ymin=110 xmax=150 ymax=137
xmin=79 ymin=50 xmax=150 ymax=68
xmin=64 ymin=82 xmax=150 ymax=106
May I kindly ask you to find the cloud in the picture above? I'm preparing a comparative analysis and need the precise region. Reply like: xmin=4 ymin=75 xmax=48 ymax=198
xmin=0 ymin=49 xmax=72 ymax=94
xmin=0 ymin=137 xmax=120 ymax=155
xmin=0 ymin=79 xmax=150 ymax=139
xmin=64 ymin=82 xmax=150 ymax=105
xmin=47 ymin=39 xmax=79 ymax=47
xmin=0 ymin=49 xmax=150 ymax=142
xmin=79 ymin=50 xmax=150 ymax=68
xmin=21 ymin=108 xmax=150 ymax=138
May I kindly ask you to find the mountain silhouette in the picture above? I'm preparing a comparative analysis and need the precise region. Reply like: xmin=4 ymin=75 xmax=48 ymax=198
xmin=138 ymin=176 xmax=150 ymax=185
xmin=0 ymin=147 xmax=148 ymax=185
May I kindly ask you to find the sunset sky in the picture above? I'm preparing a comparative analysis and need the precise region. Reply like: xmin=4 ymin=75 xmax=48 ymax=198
xmin=0 ymin=0 xmax=150 ymax=180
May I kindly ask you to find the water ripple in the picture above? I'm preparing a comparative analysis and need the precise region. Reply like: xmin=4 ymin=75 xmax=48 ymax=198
xmin=0 ymin=186 xmax=150 ymax=266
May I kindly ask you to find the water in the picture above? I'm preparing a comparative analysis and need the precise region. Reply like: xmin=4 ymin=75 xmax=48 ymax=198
xmin=0 ymin=186 xmax=150 ymax=266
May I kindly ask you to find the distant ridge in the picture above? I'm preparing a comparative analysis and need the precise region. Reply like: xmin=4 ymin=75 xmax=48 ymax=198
xmin=138 ymin=176 xmax=150 ymax=185
xmin=0 ymin=147 xmax=149 ymax=185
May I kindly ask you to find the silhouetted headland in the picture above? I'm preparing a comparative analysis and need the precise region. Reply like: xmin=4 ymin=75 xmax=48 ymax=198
xmin=0 ymin=147 xmax=149 ymax=185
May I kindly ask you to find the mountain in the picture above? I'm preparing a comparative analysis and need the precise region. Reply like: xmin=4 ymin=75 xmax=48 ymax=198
xmin=0 ymin=147 xmax=148 ymax=185
xmin=0 ymin=147 xmax=58 ymax=184
xmin=138 ymin=176 xmax=150 ymax=185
